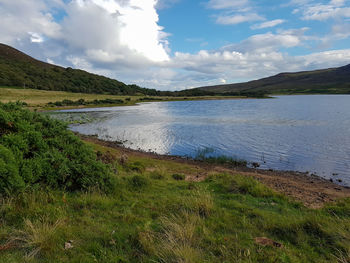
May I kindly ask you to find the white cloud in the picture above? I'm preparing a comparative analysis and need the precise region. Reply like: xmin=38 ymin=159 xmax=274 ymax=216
xmin=216 ymin=13 xmax=264 ymax=25
xmin=222 ymin=29 xmax=308 ymax=53
xmin=303 ymin=5 xmax=350 ymax=20
xmin=29 ymin=32 xmax=44 ymax=43
xmin=251 ymin=19 xmax=286 ymax=30
xmin=0 ymin=0 xmax=61 ymax=44
xmin=207 ymin=0 xmax=250 ymax=10
xmin=156 ymin=0 xmax=181 ymax=9
xmin=291 ymin=0 xmax=350 ymax=21
xmin=207 ymin=0 xmax=264 ymax=26
xmin=330 ymin=0 xmax=346 ymax=6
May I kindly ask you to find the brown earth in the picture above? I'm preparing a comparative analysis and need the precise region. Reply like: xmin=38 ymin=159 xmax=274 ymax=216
xmin=80 ymin=134 xmax=350 ymax=209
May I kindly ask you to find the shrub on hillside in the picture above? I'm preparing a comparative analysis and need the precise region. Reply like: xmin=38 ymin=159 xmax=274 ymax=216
xmin=0 ymin=102 xmax=112 ymax=194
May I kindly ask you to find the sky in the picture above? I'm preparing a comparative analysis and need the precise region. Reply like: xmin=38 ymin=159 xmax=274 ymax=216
xmin=0 ymin=0 xmax=350 ymax=90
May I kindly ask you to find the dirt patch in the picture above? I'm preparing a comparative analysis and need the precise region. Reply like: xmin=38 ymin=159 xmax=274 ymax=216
xmin=80 ymin=134 xmax=350 ymax=209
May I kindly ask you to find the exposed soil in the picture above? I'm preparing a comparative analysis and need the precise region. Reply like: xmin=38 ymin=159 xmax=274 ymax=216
xmin=80 ymin=134 xmax=350 ymax=209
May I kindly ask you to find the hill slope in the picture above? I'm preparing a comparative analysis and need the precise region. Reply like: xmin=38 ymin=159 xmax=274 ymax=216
xmin=0 ymin=43 xmax=159 ymax=95
xmin=197 ymin=64 xmax=350 ymax=95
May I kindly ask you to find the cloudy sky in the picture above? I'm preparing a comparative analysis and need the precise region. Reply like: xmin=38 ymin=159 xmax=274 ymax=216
xmin=1 ymin=0 xmax=350 ymax=90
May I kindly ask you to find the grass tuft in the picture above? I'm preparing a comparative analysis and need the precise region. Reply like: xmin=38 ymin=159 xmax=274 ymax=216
xmin=9 ymin=218 xmax=64 ymax=258
xmin=139 ymin=211 xmax=204 ymax=263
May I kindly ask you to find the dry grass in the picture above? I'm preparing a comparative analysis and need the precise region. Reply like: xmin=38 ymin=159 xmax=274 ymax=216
xmin=183 ymin=188 xmax=214 ymax=217
xmin=0 ymin=87 xmax=137 ymax=106
xmin=137 ymin=188 xmax=213 ymax=262
xmin=9 ymin=218 xmax=64 ymax=258
xmin=139 ymin=211 xmax=204 ymax=263
xmin=333 ymin=249 xmax=350 ymax=263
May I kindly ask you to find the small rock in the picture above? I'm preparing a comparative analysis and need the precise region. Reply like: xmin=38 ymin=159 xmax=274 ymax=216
xmin=64 ymin=241 xmax=74 ymax=250
xmin=252 ymin=162 xmax=260 ymax=168
xmin=337 ymin=179 xmax=343 ymax=183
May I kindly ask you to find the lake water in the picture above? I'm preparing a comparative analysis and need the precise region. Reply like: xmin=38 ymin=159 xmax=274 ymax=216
xmin=60 ymin=95 xmax=350 ymax=186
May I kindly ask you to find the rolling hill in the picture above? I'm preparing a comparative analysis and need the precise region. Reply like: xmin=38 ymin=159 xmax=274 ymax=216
xmin=0 ymin=43 xmax=161 ymax=95
xmin=196 ymin=64 xmax=350 ymax=95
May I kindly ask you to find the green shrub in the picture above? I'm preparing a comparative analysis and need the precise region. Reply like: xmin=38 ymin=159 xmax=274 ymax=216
xmin=127 ymin=162 xmax=146 ymax=173
xmin=0 ymin=102 xmax=112 ymax=194
xmin=0 ymin=145 xmax=24 ymax=194
xmin=129 ymin=175 xmax=149 ymax=189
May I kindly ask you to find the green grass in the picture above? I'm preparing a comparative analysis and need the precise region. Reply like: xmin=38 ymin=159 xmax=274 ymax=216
xmin=1 ymin=144 xmax=350 ymax=262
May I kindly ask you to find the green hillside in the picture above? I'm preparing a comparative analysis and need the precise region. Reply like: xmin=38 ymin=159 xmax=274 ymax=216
xmin=196 ymin=64 xmax=350 ymax=95
xmin=0 ymin=44 xmax=161 ymax=95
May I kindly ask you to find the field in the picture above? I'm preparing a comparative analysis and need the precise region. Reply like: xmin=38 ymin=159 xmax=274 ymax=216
xmin=0 ymin=87 xmax=141 ymax=107
xmin=0 ymin=87 xmax=243 ymax=109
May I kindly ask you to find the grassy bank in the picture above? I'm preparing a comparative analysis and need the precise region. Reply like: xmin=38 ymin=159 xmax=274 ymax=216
xmin=0 ymin=86 xmax=244 ymax=110
xmin=1 ymin=103 xmax=350 ymax=262
xmin=1 ymin=139 xmax=350 ymax=262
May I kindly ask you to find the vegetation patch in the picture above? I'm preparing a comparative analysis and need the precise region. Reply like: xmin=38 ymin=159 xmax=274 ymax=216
xmin=195 ymin=147 xmax=248 ymax=167
xmin=0 ymin=102 xmax=112 ymax=194
xmin=47 ymin=98 xmax=124 ymax=107
xmin=172 ymin=173 xmax=186 ymax=181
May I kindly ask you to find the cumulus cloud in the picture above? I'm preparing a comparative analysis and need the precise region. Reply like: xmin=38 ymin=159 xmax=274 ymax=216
xmin=0 ymin=0 xmax=61 ymax=45
xmin=0 ymin=0 xmax=169 ymax=64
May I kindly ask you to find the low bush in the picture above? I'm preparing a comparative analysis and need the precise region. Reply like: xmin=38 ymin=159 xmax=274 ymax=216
xmin=47 ymin=98 xmax=124 ymax=107
xmin=126 ymin=162 xmax=146 ymax=173
xmin=128 ymin=175 xmax=149 ymax=189
xmin=0 ymin=102 xmax=112 ymax=194
xmin=172 ymin=174 xmax=185 ymax=181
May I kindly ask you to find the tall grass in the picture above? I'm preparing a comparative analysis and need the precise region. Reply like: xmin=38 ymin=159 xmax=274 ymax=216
xmin=139 ymin=211 xmax=204 ymax=263
xmin=10 ymin=218 xmax=64 ymax=258
xmin=194 ymin=147 xmax=247 ymax=166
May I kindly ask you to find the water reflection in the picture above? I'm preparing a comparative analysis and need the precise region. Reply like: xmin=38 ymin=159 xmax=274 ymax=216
xmin=66 ymin=103 xmax=176 ymax=154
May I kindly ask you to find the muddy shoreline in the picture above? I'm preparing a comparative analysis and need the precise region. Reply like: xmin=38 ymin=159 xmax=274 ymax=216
xmin=79 ymin=134 xmax=350 ymax=208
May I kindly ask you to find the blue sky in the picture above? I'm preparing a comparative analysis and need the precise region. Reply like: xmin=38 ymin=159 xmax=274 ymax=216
xmin=0 ymin=0 xmax=350 ymax=90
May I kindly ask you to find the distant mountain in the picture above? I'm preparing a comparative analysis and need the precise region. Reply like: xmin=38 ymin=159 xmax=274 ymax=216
xmin=196 ymin=64 xmax=350 ymax=95
xmin=0 ymin=43 xmax=160 ymax=95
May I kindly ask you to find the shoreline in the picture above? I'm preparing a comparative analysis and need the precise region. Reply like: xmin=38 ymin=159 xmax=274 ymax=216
xmin=80 ymin=134 xmax=350 ymax=209
xmin=39 ymin=95 xmax=249 ymax=111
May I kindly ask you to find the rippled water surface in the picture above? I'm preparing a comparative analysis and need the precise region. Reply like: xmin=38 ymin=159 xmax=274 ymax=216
xmin=60 ymin=95 xmax=350 ymax=185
